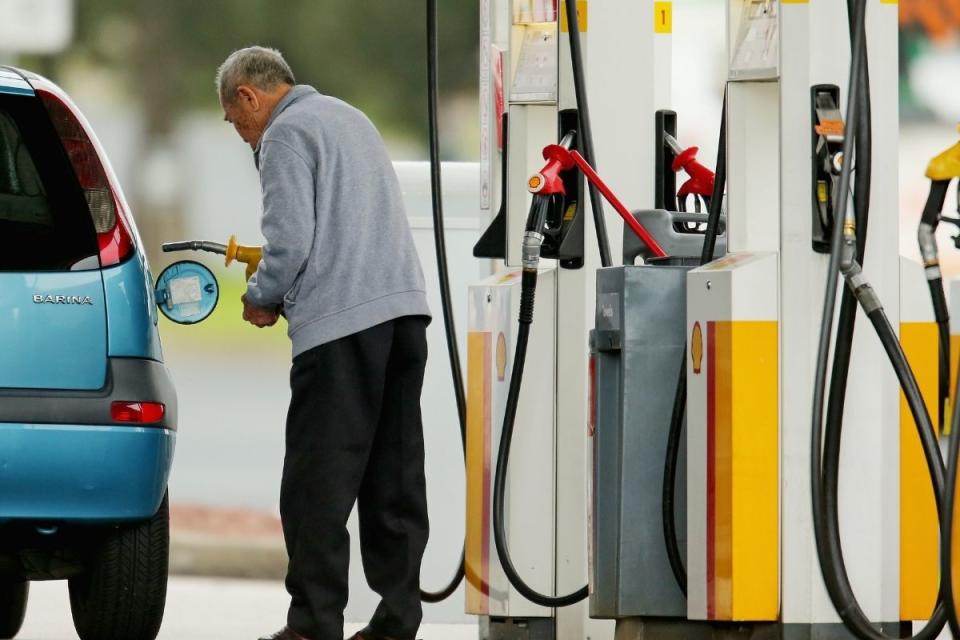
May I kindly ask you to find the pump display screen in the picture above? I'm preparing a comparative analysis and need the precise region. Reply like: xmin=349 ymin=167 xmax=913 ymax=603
xmin=730 ymin=0 xmax=779 ymax=80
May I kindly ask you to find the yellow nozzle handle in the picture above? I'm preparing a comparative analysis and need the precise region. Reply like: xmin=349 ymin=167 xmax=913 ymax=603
xmin=926 ymin=126 xmax=960 ymax=181
xmin=225 ymin=234 xmax=263 ymax=281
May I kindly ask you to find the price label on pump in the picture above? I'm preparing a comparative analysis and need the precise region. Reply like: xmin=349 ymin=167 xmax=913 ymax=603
xmin=654 ymin=2 xmax=673 ymax=34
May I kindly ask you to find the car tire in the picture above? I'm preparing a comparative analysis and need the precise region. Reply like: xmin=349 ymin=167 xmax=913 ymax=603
xmin=68 ymin=492 xmax=169 ymax=640
xmin=0 ymin=581 xmax=28 ymax=639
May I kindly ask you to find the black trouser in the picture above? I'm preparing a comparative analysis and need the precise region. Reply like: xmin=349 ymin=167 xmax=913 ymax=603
xmin=282 ymin=316 xmax=430 ymax=640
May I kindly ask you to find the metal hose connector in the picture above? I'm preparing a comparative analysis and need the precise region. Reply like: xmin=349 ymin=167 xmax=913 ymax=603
xmin=842 ymin=261 xmax=882 ymax=316
xmin=839 ymin=233 xmax=857 ymax=273
xmin=522 ymin=231 xmax=544 ymax=271
xmin=918 ymin=222 xmax=942 ymax=280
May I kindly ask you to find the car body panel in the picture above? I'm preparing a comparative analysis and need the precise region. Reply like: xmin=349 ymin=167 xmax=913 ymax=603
xmin=0 ymin=67 xmax=177 ymax=527
xmin=0 ymin=271 xmax=108 ymax=390
xmin=103 ymin=254 xmax=162 ymax=360
xmin=0 ymin=423 xmax=175 ymax=523
xmin=0 ymin=358 xmax=177 ymax=429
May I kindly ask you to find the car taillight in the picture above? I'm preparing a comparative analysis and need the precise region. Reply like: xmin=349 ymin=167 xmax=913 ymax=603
xmin=111 ymin=401 xmax=165 ymax=424
xmin=38 ymin=89 xmax=134 ymax=267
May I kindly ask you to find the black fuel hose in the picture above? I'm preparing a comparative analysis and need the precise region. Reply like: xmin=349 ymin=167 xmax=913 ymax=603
xmin=491 ymin=196 xmax=590 ymax=608
xmin=161 ymin=240 xmax=228 ymax=255
xmin=811 ymin=0 xmax=951 ymax=637
xmin=486 ymin=0 xmax=623 ymax=608
xmin=821 ymin=0 xmax=873 ymax=588
xmin=924 ymin=181 xmax=959 ymax=634
xmin=662 ymin=364 xmax=688 ymax=596
xmin=941 ymin=178 xmax=960 ymax=640
xmin=662 ymin=92 xmax=728 ymax=596
xmin=942 ymin=355 xmax=960 ymax=638
xmin=564 ymin=0 xmax=612 ymax=268
xmin=919 ymin=180 xmax=952 ymax=428
xmin=420 ymin=0 xmax=466 ymax=604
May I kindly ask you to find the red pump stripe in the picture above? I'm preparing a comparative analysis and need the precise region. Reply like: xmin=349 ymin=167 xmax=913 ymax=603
xmin=706 ymin=321 xmax=717 ymax=619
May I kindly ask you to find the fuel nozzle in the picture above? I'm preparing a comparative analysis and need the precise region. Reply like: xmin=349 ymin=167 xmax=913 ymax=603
xmin=527 ymin=131 xmax=576 ymax=196
xmin=919 ymin=132 xmax=960 ymax=270
xmin=162 ymin=234 xmax=263 ymax=281
xmin=663 ymin=133 xmax=716 ymax=213
xmin=224 ymin=235 xmax=263 ymax=281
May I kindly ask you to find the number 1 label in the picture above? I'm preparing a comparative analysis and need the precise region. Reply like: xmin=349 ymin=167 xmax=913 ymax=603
xmin=654 ymin=1 xmax=673 ymax=34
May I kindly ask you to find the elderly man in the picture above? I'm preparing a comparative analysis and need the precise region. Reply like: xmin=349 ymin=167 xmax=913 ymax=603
xmin=215 ymin=46 xmax=432 ymax=640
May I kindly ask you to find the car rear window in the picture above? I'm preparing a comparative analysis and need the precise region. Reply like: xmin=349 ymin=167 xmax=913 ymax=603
xmin=0 ymin=92 xmax=98 ymax=271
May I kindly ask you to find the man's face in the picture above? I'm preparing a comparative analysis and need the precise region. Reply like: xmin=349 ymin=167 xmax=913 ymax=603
xmin=221 ymin=86 xmax=265 ymax=150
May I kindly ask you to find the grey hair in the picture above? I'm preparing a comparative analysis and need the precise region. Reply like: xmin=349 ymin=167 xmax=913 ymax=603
xmin=216 ymin=46 xmax=296 ymax=103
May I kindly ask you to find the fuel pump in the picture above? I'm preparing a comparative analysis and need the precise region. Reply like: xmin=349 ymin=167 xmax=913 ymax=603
xmin=808 ymin=1 xmax=958 ymax=637
xmin=491 ymin=94 xmax=731 ymax=628
xmin=480 ymin=0 xmax=731 ymax=619
xmin=673 ymin=0 xmax=960 ymax=636
xmin=492 ymin=132 xmax=671 ymax=609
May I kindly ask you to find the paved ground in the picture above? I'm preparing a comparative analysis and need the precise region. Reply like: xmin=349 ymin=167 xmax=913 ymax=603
xmin=18 ymin=576 xmax=479 ymax=640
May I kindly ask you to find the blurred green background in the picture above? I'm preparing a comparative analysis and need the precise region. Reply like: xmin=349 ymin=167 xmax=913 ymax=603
xmin=21 ymin=0 xmax=479 ymax=155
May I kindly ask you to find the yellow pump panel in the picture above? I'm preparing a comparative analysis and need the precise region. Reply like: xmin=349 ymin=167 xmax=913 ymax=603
xmin=900 ymin=322 xmax=940 ymax=620
xmin=687 ymin=253 xmax=779 ymax=622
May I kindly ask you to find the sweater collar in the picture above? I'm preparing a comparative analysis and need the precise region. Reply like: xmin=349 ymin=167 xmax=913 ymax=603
xmin=253 ymin=84 xmax=318 ymax=165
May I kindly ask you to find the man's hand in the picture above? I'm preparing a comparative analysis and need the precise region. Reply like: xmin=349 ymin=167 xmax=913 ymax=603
xmin=241 ymin=293 xmax=280 ymax=328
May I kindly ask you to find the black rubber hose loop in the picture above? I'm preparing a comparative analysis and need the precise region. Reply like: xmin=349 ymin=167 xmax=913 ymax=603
xmin=811 ymin=1 xmax=951 ymax=637
xmin=820 ymin=0 xmax=873 ymax=621
xmin=493 ymin=208 xmax=585 ymax=608
xmin=490 ymin=190 xmax=589 ymax=606
xmin=420 ymin=0 xmax=467 ymax=604
xmin=486 ymin=0 xmax=612 ymax=606
xmin=492 ymin=321 xmax=590 ymax=607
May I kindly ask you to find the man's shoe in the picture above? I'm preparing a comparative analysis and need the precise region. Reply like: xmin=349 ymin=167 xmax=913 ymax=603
xmin=259 ymin=626 xmax=309 ymax=640
xmin=346 ymin=627 xmax=397 ymax=640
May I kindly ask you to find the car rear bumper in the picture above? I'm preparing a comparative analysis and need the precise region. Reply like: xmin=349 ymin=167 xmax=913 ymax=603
xmin=0 ymin=423 xmax=175 ymax=523
xmin=0 ymin=358 xmax=177 ymax=430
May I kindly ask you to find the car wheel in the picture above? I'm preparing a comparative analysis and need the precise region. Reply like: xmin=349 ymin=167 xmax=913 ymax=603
xmin=0 ymin=581 xmax=28 ymax=639
xmin=68 ymin=492 xmax=169 ymax=640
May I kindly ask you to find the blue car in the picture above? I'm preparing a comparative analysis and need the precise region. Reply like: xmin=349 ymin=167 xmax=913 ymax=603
xmin=0 ymin=67 xmax=178 ymax=640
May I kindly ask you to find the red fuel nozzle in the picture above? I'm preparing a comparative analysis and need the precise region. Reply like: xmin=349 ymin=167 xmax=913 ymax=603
xmin=529 ymin=133 xmax=577 ymax=196
xmin=672 ymin=146 xmax=715 ymax=200
xmin=528 ymin=140 xmax=667 ymax=258
xmin=527 ymin=142 xmax=667 ymax=258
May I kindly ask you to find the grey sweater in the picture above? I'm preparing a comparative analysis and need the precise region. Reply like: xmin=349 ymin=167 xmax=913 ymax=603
xmin=247 ymin=85 xmax=431 ymax=357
